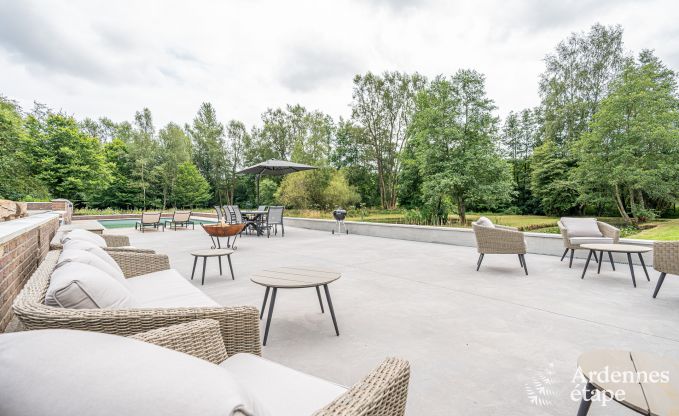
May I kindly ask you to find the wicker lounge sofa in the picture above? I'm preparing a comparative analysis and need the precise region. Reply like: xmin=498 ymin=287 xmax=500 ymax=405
xmin=50 ymin=229 xmax=154 ymax=253
xmin=558 ymin=218 xmax=620 ymax=268
xmin=472 ymin=216 xmax=528 ymax=275
xmin=652 ymin=241 xmax=679 ymax=298
xmin=12 ymin=250 xmax=260 ymax=356
xmin=0 ymin=319 xmax=410 ymax=416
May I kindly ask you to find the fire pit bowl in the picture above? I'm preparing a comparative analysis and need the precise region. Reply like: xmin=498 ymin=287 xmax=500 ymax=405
xmin=201 ymin=223 xmax=245 ymax=249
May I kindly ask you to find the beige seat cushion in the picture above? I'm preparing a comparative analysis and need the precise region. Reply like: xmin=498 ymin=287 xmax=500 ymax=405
xmin=126 ymin=269 xmax=219 ymax=308
xmin=560 ymin=218 xmax=602 ymax=237
xmin=569 ymin=237 xmax=614 ymax=246
xmin=221 ymin=353 xmax=346 ymax=416
xmin=46 ymin=262 xmax=135 ymax=309
xmin=61 ymin=229 xmax=107 ymax=247
xmin=62 ymin=240 xmax=123 ymax=275
xmin=475 ymin=216 xmax=494 ymax=228
xmin=58 ymin=249 xmax=126 ymax=284
xmin=0 ymin=329 xmax=267 ymax=416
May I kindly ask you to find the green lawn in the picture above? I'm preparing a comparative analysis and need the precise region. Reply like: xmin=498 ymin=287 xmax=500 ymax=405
xmin=627 ymin=219 xmax=679 ymax=240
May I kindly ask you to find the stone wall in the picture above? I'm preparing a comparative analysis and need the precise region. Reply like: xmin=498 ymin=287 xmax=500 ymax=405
xmin=0 ymin=213 xmax=60 ymax=332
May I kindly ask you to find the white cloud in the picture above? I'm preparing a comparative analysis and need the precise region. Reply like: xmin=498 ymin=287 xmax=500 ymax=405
xmin=0 ymin=0 xmax=677 ymax=128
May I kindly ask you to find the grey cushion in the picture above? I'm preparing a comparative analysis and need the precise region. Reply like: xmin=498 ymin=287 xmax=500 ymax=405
xmin=46 ymin=262 xmax=135 ymax=309
xmin=62 ymin=240 xmax=123 ymax=275
xmin=569 ymin=237 xmax=614 ymax=246
xmin=61 ymin=229 xmax=107 ymax=247
xmin=560 ymin=218 xmax=602 ymax=238
xmin=58 ymin=249 xmax=126 ymax=284
xmin=0 ymin=329 xmax=267 ymax=416
xmin=221 ymin=353 xmax=346 ymax=416
xmin=475 ymin=216 xmax=494 ymax=228
xmin=127 ymin=269 xmax=220 ymax=308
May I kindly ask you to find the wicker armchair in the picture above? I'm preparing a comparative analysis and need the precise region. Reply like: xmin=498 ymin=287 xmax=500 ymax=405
xmin=558 ymin=219 xmax=620 ymax=268
xmin=132 ymin=319 xmax=411 ymax=416
xmin=12 ymin=251 xmax=261 ymax=357
xmin=472 ymin=221 xmax=528 ymax=275
xmin=652 ymin=241 xmax=679 ymax=298
xmin=50 ymin=234 xmax=154 ymax=253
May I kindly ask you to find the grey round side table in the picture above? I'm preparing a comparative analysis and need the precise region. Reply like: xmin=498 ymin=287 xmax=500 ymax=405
xmin=251 ymin=266 xmax=341 ymax=346
xmin=190 ymin=249 xmax=235 ymax=285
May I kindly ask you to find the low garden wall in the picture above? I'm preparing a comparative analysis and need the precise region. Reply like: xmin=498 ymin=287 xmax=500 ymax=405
xmin=284 ymin=217 xmax=654 ymax=266
xmin=0 ymin=212 xmax=60 ymax=332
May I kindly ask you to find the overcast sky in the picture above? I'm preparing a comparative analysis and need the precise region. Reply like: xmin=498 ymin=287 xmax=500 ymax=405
xmin=1 ymin=0 xmax=677 ymax=129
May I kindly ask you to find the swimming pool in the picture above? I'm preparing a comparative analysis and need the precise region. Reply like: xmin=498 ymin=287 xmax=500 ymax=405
xmin=98 ymin=218 xmax=216 ymax=229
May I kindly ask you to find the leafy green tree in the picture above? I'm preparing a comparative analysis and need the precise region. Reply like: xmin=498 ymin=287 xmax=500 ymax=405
xmin=186 ymin=103 xmax=228 ymax=205
xmin=575 ymin=51 xmax=679 ymax=223
xmin=501 ymin=108 xmax=542 ymax=213
xmin=351 ymin=71 xmax=427 ymax=208
xmin=530 ymin=139 xmax=579 ymax=215
xmin=0 ymin=97 xmax=48 ymax=200
xmin=257 ymin=178 xmax=278 ymax=205
xmin=153 ymin=123 xmax=192 ymax=208
xmin=127 ymin=108 xmax=159 ymax=208
xmin=323 ymin=170 xmax=361 ymax=208
xmin=532 ymin=23 xmax=626 ymax=213
xmin=91 ymin=138 xmax=139 ymax=208
xmin=30 ymin=113 xmax=110 ymax=204
xmin=410 ymin=71 xmax=512 ymax=224
xmin=173 ymin=162 xmax=211 ymax=208
xmin=331 ymin=118 xmax=380 ymax=206
xmin=226 ymin=120 xmax=248 ymax=204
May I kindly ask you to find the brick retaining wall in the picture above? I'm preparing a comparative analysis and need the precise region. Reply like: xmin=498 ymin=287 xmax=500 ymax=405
xmin=0 ymin=213 xmax=59 ymax=332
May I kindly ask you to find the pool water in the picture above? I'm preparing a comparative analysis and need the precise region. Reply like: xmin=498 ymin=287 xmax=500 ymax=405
xmin=98 ymin=218 xmax=216 ymax=229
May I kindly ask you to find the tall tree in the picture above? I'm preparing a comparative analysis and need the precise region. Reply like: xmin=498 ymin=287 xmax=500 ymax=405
xmin=186 ymin=103 xmax=227 ymax=205
xmin=351 ymin=71 xmax=426 ymax=209
xmin=575 ymin=50 xmax=679 ymax=223
xmin=173 ymin=161 xmax=211 ymax=208
xmin=226 ymin=120 xmax=247 ymax=204
xmin=501 ymin=108 xmax=541 ymax=213
xmin=127 ymin=108 xmax=158 ymax=209
xmin=30 ymin=113 xmax=110 ymax=204
xmin=532 ymin=23 xmax=626 ymax=214
xmin=153 ymin=123 xmax=192 ymax=208
xmin=410 ymin=71 xmax=512 ymax=224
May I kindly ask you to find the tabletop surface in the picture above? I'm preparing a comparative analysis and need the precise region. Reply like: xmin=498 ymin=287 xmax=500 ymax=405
xmin=190 ymin=248 xmax=234 ymax=256
xmin=578 ymin=349 xmax=679 ymax=415
xmin=251 ymin=266 xmax=341 ymax=288
xmin=241 ymin=210 xmax=268 ymax=215
xmin=580 ymin=243 xmax=652 ymax=253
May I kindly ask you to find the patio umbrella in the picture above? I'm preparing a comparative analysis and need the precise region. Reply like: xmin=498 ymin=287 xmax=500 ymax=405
xmin=236 ymin=159 xmax=317 ymax=205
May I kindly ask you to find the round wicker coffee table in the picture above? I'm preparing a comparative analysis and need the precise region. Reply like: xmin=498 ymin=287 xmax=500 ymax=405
xmin=251 ymin=266 xmax=341 ymax=346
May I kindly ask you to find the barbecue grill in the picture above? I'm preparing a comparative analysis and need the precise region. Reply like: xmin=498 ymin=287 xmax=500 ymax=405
xmin=331 ymin=208 xmax=349 ymax=235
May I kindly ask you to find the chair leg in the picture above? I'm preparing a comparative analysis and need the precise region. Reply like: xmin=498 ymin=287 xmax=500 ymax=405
xmin=569 ymin=249 xmax=575 ymax=268
xmin=520 ymin=254 xmax=528 ymax=276
xmin=560 ymin=248 xmax=569 ymax=262
xmin=476 ymin=253 xmax=484 ymax=271
xmin=653 ymin=272 xmax=667 ymax=298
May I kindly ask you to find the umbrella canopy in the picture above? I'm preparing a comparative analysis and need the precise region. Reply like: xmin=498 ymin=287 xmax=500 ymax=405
xmin=236 ymin=159 xmax=317 ymax=205
xmin=237 ymin=159 xmax=317 ymax=176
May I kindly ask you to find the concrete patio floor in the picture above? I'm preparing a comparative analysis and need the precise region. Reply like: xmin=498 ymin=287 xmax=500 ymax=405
xmin=108 ymin=224 xmax=679 ymax=415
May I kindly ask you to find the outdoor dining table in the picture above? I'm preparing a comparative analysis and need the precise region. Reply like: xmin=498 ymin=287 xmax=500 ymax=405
xmin=240 ymin=210 xmax=268 ymax=236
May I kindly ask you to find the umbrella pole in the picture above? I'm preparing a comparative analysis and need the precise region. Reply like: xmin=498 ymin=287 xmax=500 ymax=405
xmin=256 ymin=173 xmax=261 ymax=206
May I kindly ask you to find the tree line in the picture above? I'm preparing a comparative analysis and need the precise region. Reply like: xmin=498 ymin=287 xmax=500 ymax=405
xmin=1 ymin=23 xmax=678 ymax=224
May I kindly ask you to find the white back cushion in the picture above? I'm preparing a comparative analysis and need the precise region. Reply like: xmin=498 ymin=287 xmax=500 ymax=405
xmin=475 ymin=216 xmax=494 ymax=228
xmin=61 ymin=229 xmax=107 ymax=247
xmin=58 ymin=249 xmax=126 ymax=284
xmin=560 ymin=218 xmax=602 ymax=237
xmin=0 ymin=329 xmax=268 ymax=416
xmin=46 ymin=263 xmax=135 ymax=309
xmin=62 ymin=240 xmax=123 ymax=275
